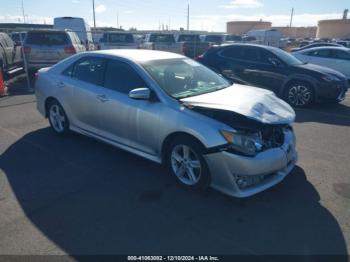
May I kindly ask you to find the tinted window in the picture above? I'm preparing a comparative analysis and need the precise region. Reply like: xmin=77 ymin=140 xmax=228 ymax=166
xmin=205 ymin=35 xmax=222 ymax=43
xmin=225 ymin=35 xmax=242 ymax=41
xmin=221 ymin=46 xmax=245 ymax=59
xmin=333 ymin=50 xmax=350 ymax=60
xmin=307 ymin=49 xmax=332 ymax=58
xmin=177 ymin=35 xmax=200 ymax=42
xmin=221 ymin=46 xmax=265 ymax=62
xmin=104 ymin=60 xmax=146 ymax=94
xmin=149 ymin=34 xmax=175 ymax=43
xmin=108 ymin=33 xmax=134 ymax=43
xmin=26 ymin=32 xmax=69 ymax=46
xmin=73 ymin=57 xmax=106 ymax=85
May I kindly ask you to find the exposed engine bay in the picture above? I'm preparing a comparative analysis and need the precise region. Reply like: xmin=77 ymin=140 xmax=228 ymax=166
xmin=191 ymin=106 xmax=289 ymax=149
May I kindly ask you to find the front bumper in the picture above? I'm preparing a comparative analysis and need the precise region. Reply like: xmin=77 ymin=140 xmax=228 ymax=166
xmin=317 ymin=80 xmax=348 ymax=102
xmin=204 ymin=130 xmax=297 ymax=198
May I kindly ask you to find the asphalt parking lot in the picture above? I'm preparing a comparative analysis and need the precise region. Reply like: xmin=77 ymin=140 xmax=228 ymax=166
xmin=0 ymin=75 xmax=349 ymax=258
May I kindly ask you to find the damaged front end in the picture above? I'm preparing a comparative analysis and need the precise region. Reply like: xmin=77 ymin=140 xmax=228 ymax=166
xmin=191 ymin=107 xmax=294 ymax=156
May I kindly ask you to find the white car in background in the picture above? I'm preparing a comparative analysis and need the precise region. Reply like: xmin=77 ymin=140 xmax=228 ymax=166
xmin=293 ymin=47 xmax=350 ymax=81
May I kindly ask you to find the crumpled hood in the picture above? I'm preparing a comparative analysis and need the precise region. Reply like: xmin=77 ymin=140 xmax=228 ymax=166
xmin=181 ymin=85 xmax=295 ymax=124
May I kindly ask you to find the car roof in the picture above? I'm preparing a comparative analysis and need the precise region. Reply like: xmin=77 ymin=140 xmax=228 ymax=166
xmin=89 ymin=49 xmax=185 ymax=62
xmin=299 ymin=46 xmax=350 ymax=52
xmin=213 ymin=43 xmax=279 ymax=51
xmin=28 ymin=29 xmax=70 ymax=33
xmin=103 ymin=31 xmax=133 ymax=34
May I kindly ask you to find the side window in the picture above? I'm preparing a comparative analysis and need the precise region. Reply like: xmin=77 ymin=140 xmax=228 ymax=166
xmin=62 ymin=63 xmax=75 ymax=77
xmin=220 ymin=47 xmax=244 ymax=60
xmin=307 ymin=49 xmax=332 ymax=58
xmin=334 ymin=50 xmax=350 ymax=60
xmin=72 ymin=57 xmax=106 ymax=85
xmin=243 ymin=47 xmax=263 ymax=62
xmin=104 ymin=60 xmax=146 ymax=94
xmin=259 ymin=50 xmax=278 ymax=64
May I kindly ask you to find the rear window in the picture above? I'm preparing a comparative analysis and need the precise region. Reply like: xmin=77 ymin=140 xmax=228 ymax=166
xmin=149 ymin=34 xmax=175 ymax=43
xmin=107 ymin=33 xmax=134 ymax=43
xmin=177 ymin=35 xmax=200 ymax=42
xmin=205 ymin=35 xmax=222 ymax=43
xmin=225 ymin=35 xmax=242 ymax=41
xmin=26 ymin=32 xmax=69 ymax=46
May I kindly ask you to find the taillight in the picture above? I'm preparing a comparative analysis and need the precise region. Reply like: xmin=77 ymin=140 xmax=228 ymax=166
xmin=64 ymin=46 xmax=76 ymax=54
xmin=22 ymin=46 xmax=31 ymax=54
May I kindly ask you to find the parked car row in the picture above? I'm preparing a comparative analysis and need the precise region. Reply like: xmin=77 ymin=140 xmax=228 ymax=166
xmin=97 ymin=32 xmax=244 ymax=58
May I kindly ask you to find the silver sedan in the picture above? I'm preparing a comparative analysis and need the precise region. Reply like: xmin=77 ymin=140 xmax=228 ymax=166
xmin=35 ymin=50 xmax=298 ymax=198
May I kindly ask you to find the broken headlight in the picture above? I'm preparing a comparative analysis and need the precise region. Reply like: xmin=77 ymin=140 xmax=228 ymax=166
xmin=221 ymin=130 xmax=263 ymax=157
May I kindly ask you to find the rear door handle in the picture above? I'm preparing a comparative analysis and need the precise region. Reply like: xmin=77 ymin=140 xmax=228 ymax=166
xmin=96 ymin=94 xmax=110 ymax=103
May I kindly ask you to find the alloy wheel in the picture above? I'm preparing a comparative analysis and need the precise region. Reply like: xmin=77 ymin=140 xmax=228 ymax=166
xmin=170 ymin=144 xmax=202 ymax=186
xmin=49 ymin=104 xmax=66 ymax=133
xmin=288 ymin=85 xmax=312 ymax=106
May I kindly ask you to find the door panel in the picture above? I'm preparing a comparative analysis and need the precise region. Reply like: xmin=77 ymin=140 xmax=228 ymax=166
xmin=99 ymin=59 xmax=160 ymax=155
xmin=67 ymin=56 xmax=106 ymax=132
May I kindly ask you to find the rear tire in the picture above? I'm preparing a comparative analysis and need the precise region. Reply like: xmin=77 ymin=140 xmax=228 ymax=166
xmin=165 ymin=137 xmax=211 ymax=191
xmin=47 ymin=100 xmax=70 ymax=135
xmin=283 ymin=81 xmax=315 ymax=107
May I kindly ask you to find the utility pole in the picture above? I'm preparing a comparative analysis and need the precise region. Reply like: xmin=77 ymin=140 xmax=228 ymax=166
xmin=21 ymin=0 xmax=26 ymax=24
xmin=289 ymin=8 xmax=294 ymax=27
xmin=117 ymin=11 xmax=119 ymax=29
xmin=92 ymin=0 xmax=96 ymax=29
xmin=187 ymin=3 xmax=190 ymax=31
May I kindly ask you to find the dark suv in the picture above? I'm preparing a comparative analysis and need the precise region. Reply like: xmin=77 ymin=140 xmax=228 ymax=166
xmin=197 ymin=44 xmax=348 ymax=107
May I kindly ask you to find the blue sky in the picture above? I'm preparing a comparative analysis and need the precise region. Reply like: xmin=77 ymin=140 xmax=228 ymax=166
xmin=0 ymin=0 xmax=349 ymax=31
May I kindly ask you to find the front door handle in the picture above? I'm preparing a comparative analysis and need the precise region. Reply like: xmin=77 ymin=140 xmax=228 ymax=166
xmin=57 ymin=81 xmax=65 ymax=88
xmin=96 ymin=94 xmax=109 ymax=103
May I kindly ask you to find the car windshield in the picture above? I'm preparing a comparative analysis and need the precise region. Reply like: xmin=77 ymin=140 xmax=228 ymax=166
xmin=271 ymin=48 xmax=304 ymax=65
xmin=26 ymin=32 xmax=69 ymax=46
xmin=142 ymin=58 xmax=231 ymax=99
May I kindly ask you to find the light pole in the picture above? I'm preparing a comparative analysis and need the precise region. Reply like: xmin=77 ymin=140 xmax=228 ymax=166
xmin=92 ymin=0 xmax=96 ymax=29
xmin=21 ymin=0 xmax=26 ymax=24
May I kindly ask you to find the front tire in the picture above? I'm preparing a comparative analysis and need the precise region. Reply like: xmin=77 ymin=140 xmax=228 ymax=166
xmin=166 ymin=138 xmax=211 ymax=191
xmin=283 ymin=81 xmax=315 ymax=107
xmin=47 ymin=100 xmax=69 ymax=135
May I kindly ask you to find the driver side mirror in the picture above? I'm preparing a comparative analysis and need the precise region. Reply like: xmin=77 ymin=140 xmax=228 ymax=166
xmin=269 ymin=58 xmax=281 ymax=67
xmin=129 ymin=88 xmax=151 ymax=100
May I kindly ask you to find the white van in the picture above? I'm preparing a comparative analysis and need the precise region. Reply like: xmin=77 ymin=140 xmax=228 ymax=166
xmin=245 ymin=29 xmax=282 ymax=48
xmin=53 ymin=17 xmax=94 ymax=50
